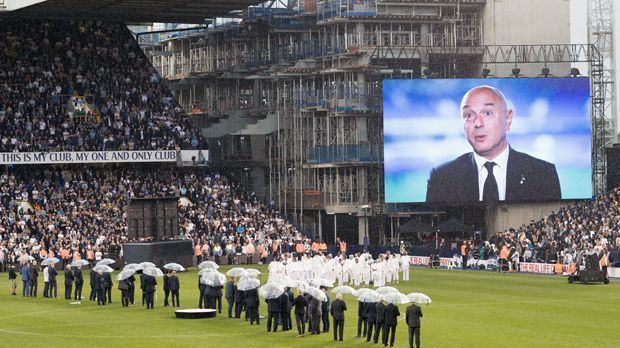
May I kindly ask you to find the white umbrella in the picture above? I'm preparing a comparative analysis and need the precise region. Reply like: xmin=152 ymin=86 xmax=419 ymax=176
xmin=18 ymin=255 xmax=35 ymax=262
xmin=355 ymin=288 xmax=373 ymax=297
xmin=358 ymin=290 xmax=381 ymax=303
xmin=163 ymin=263 xmax=185 ymax=272
xmin=123 ymin=263 xmax=142 ymax=271
xmin=41 ymin=257 xmax=60 ymax=266
xmin=198 ymin=261 xmax=219 ymax=270
xmin=201 ymin=271 xmax=226 ymax=287
xmin=198 ymin=268 xmax=217 ymax=277
xmin=309 ymin=278 xmax=334 ymax=288
xmin=270 ymin=276 xmax=300 ymax=289
xmin=92 ymin=265 xmax=113 ymax=273
xmin=236 ymin=278 xmax=261 ymax=291
xmin=139 ymin=262 xmax=156 ymax=269
xmin=226 ymin=267 xmax=248 ymax=277
xmin=96 ymin=258 xmax=116 ymax=266
xmin=407 ymin=292 xmax=432 ymax=305
xmin=305 ymin=286 xmax=328 ymax=302
xmin=117 ymin=269 xmax=136 ymax=281
xmin=244 ymin=269 xmax=261 ymax=276
xmin=375 ymin=286 xmax=398 ymax=295
xmin=331 ymin=285 xmax=357 ymax=296
xmin=70 ymin=259 xmax=89 ymax=267
xmin=382 ymin=292 xmax=410 ymax=305
xmin=258 ymin=282 xmax=285 ymax=299
xmin=143 ymin=267 xmax=164 ymax=277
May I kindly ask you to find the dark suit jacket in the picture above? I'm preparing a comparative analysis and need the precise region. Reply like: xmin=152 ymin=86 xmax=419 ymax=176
xmin=375 ymin=302 xmax=386 ymax=324
xmin=384 ymin=303 xmax=400 ymax=326
xmin=225 ymin=281 xmax=236 ymax=300
xmin=426 ymin=148 xmax=561 ymax=203
xmin=103 ymin=273 xmax=112 ymax=288
xmin=89 ymin=270 xmax=96 ymax=286
xmin=143 ymin=275 xmax=157 ymax=293
xmin=245 ymin=288 xmax=259 ymax=307
xmin=405 ymin=304 xmax=423 ymax=328
xmin=64 ymin=269 xmax=74 ymax=286
xmin=365 ymin=301 xmax=377 ymax=321
xmin=74 ymin=269 xmax=83 ymax=285
xmin=292 ymin=294 xmax=308 ymax=315
xmin=169 ymin=276 xmax=180 ymax=291
xmin=330 ymin=299 xmax=347 ymax=320
xmin=48 ymin=267 xmax=57 ymax=283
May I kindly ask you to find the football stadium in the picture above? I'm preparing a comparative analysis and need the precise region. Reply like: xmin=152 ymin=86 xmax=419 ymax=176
xmin=0 ymin=1 xmax=618 ymax=347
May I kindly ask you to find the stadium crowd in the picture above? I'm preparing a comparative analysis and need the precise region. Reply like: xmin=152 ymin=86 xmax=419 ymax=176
xmin=0 ymin=19 xmax=203 ymax=152
xmin=456 ymin=188 xmax=620 ymax=271
xmin=0 ymin=165 xmax=307 ymax=272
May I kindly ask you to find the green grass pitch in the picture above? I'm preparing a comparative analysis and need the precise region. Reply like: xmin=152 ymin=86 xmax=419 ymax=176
xmin=0 ymin=266 xmax=617 ymax=348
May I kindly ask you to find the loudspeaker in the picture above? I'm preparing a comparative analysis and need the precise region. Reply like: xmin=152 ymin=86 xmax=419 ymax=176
xmin=127 ymin=197 xmax=179 ymax=240
xmin=606 ymin=145 xmax=620 ymax=189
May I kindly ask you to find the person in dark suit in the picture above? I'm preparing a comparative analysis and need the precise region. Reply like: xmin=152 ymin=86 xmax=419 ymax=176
xmin=292 ymin=290 xmax=308 ymax=337
xmin=89 ymin=268 xmax=97 ymax=301
xmin=214 ymin=284 xmax=223 ymax=313
xmin=373 ymin=300 xmax=386 ymax=344
xmin=286 ymin=287 xmax=295 ymax=331
xmin=95 ymin=270 xmax=106 ymax=305
xmin=365 ymin=299 xmax=378 ymax=342
xmin=205 ymin=284 xmax=216 ymax=310
xmin=21 ymin=262 xmax=30 ymax=297
xmin=356 ymin=300 xmax=368 ymax=337
xmin=198 ymin=274 xmax=207 ymax=308
xmin=278 ymin=289 xmax=291 ymax=331
xmin=143 ymin=274 xmax=157 ymax=309
xmin=320 ymin=287 xmax=330 ymax=333
xmin=406 ymin=303 xmax=423 ymax=348
xmin=245 ymin=287 xmax=260 ymax=325
xmin=330 ymin=293 xmax=347 ymax=341
xmin=225 ymin=277 xmax=236 ymax=318
xmin=73 ymin=265 xmax=83 ymax=300
xmin=48 ymin=264 xmax=58 ymax=298
xmin=140 ymin=271 xmax=146 ymax=306
xmin=103 ymin=271 xmax=113 ymax=303
xmin=163 ymin=271 xmax=171 ymax=307
xmin=118 ymin=278 xmax=129 ymax=307
xmin=266 ymin=296 xmax=280 ymax=332
xmin=383 ymin=302 xmax=400 ymax=347
xmin=127 ymin=274 xmax=136 ymax=304
xmin=64 ymin=265 xmax=74 ymax=299
xmin=234 ymin=288 xmax=245 ymax=318
xmin=29 ymin=261 xmax=38 ymax=298
xmin=169 ymin=270 xmax=180 ymax=307
xmin=426 ymin=85 xmax=561 ymax=203
xmin=308 ymin=295 xmax=322 ymax=335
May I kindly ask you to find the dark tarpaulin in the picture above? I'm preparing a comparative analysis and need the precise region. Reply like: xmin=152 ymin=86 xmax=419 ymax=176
xmin=436 ymin=216 xmax=471 ymax=234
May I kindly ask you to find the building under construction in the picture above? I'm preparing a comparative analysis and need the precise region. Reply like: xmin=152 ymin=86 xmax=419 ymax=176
xmin=147 ymin=0 xmax=611 ymax=246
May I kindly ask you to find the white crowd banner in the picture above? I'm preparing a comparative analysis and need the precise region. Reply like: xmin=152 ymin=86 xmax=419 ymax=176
xmin=408 ymin=256 xmax=558 ymax=274
xmin=0 ymin=150 xmax=208 ymax=164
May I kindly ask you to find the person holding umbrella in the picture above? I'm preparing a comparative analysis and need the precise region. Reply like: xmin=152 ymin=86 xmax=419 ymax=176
xmin=89 ymin=267 xmax=97 ymax=301
xmin=163 ymin=271 xmax=171 ymax=307
xmin=365 ymin=297 xmax=378 ymax=342
xmin=225 ymin=277 xmax=236 ymax=318
xmin=245 ymin=285 xmax=260 ymax=325
xmin=308 ymin=293 xmax=322 ymax=335
xmin=118 ymin=277 xmax=129 ymax=307
xmin=234 ymin=286 xmax=245 ymax=319
xmin=48 ymin=263 xmax=58 ymax=298
xmin=8 ymin=265 xmax=17 ymax=295
xmin=292 ymin=289 xmax=308 ymax=337
xmin=73 ymin=265 xmax=83 ymax=300
xmin=127 ymin=273 xmax=136 ymax=305
xmin=383 ymin=300 xmax=401 ymax=347
xmin=104 ymin=270 xmax=113 ymax=303
xmin=29 ymin=261 xmax=38 ymax=298
xmin=169 ymin=270 xmax=180 ymax=307
xmin=266 ymin=295 xmax=280 ymax=332
xmin=143 ymin=273 xmax=157 ymax=309
xmin=95 ymin=270 xmax=106 ymax=306
xmin=373 ymin=300 xmax=386 ymax=344
xmin=64 ymin=265 xmax=74 ymax=300
xmin=198 ymin=273 xmax=207 ymax=308
xmin=330 ymin=293 xmax=347 ymax=341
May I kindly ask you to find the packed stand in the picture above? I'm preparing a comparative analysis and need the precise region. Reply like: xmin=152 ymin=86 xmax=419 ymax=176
xmin=0 ymin=166 xmax=307 ymax=271
xmin=0 ymin=19 xmax=203 ymax=152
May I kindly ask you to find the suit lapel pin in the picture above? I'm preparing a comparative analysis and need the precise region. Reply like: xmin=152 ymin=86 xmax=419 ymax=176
xmin=520 ymin=175 xmax=526 ymax=185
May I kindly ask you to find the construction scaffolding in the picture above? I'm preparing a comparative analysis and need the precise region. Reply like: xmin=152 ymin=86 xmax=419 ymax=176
xmin=148 ymin=0 xmax=609 ymax=246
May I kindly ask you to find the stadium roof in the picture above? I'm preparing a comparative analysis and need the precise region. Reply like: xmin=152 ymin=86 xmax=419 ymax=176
xmin=0 ymin=0 xmax=261 ymax=23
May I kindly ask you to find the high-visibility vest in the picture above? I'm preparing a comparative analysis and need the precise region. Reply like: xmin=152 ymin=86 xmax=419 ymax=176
xmin=194 ymin=245 xmax=201 ymax=257
xmin=568 ymin=263 xmax=577 ymax=274
xmin=311 ymin=242 xmax=319 ymax=252
xmin=295 ymin=243 xmax=304 ymax=253
xmin=246 ymin=243 xmax=255 ymax=254
xmin=600 ymin=253 xmax=609 ymax=268
xmin=554 ymin=263 xmax=563 ymax=274
xmin=73 ymin=251 xmax=80 ymax=261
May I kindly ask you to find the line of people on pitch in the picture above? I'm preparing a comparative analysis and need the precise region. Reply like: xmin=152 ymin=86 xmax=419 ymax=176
xmin=7 ymin=261 xmax=85 ymax=300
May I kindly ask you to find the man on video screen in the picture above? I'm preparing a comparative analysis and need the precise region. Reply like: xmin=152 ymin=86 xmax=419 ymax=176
xmin=426 ymin=85 xmax=561 ymax=203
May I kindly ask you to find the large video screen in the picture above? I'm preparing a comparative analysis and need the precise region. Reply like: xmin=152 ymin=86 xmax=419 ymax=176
xmin=383 ymin=77 xmax=591 ymax=204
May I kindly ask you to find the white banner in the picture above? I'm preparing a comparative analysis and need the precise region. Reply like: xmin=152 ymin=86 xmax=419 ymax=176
xmin=0 ymin=150 xmax=208 ymax=164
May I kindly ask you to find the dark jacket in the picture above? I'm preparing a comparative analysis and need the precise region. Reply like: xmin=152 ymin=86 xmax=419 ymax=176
xmin=357 ymin=301 xmax=367 ymax=318
xmin=95 ymin=273 xmax=105 ymax=290
xmin=118 ymin=279 xmax=129 ymax=291
xmin=48 ymin=267 xmax=57 ymax=282
xmin=169 ymin=275 xmax=180 ymax=291
xmin=245 ymin=288 xmax=259 ymax=307
xmin=29 ymin=266 xmax=38 ymax=281
xmin=234 ymin=288 xmax=246 ymax=302
xmin=308 ymin=297 xmax=322 ymax=316
xmin=143 ymin=274 xmax=157 ymax=293
xmin=384 ymin=303 xmax=400 ymax=326
xmin=330 ymin=298 xmax=347 ymax=321
xmin=365 ymin=300 xmax=377 ymax=321
xmin=163 ymin=275 xmax=170 ymax=291
xmin=225 ymin=281 xmax=236 ymax=300
xmin=139 ymin=273 xmax=146 ymax=290
xmin=406 ymin=304 xmax=423 ymax=328
xmin=292 ymin=294 xmax=308 ymax=315
xmin=89 ymin=270 xmax=96 ymax=286
xmin=321 ymin=292 xmax=330 ymax=314
xmin=278 ymin=292 xmax=290 ymax=312
xmin=266 ymin=297 xmax=280 ymax=313
xmin=426 ymin=148 xmax=561 ymax=203
xmin=64 ymin=269 xmax=75 ymax=286
xmin=103 ymin=272 xmax=112 ymax=288
xmin=214 ymin=285 xmax=223 ymax=297
xmin=375 ymin=302 xmax=386 ymax=324
xmin=73 ymin=269 xmax=83 ymax=285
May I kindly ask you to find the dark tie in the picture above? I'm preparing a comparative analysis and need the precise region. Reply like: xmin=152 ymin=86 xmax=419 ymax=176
xmin=483 ymin=161 xmax=499 ymax=201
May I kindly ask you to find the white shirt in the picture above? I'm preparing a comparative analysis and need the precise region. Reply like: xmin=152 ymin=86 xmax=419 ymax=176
xmin=473 ymin=145 xmax=509 ymax=201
